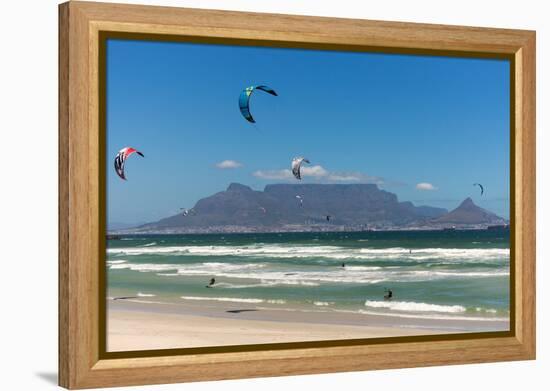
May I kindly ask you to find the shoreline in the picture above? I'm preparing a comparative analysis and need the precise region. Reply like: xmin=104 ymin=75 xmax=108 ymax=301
xmin=107 ymin=299 xmax=509 ymax=352
xmin=108 ymin=226 xmax=510 ymax=236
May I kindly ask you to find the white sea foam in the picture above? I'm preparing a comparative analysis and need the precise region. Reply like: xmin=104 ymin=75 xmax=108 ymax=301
xmin=109 ymin=263 xmax=177 ymax=271
xmin=107 ymin=242 xmax=509 ymax=284
xmin=365 ymin=300 xmax=466 ymax=313
xmin=107 ymin=245 xmax=509 ymax=264
xmin=401 ymin=270 xmax=509 ymax=279
xmin=107 ymin=260 xmax=127 ymax=265
xmin=180 ymin=296 xmax=264 ymax=303
xmin=142 ymin=242 xmax=157 ymax=247
xmin=268 ymin=279 xmax=320 ymax=286
xmin=137 ymin=292 xmax=156 ymax=297
xmin=170 ymin=267 xmax=384 ymax=284
xmin=476 ymin=307 xmax=499 ymax=314
xmin=213 ymin=280 xmax=320 ymax=289
xmin=313 ymin=301 xmax=333 ymax=306
xmin=431 ymin=271 xmax=509 ymax=277
xmin=344 ymin=266 xmax=382 ymax=271
xmin=358 ymin=248 xmax=509 ymax=262
xmin=109 ymin=262 xmax=264 ymax=273
xmin=110 ymin=260 xmax=507 ymax=284
xmin=353 ymin=309 xmax=508 ymax=322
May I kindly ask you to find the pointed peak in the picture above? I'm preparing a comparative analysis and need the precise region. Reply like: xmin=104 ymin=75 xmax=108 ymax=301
xmin=459 ymin=197 xmax=475 ymax=207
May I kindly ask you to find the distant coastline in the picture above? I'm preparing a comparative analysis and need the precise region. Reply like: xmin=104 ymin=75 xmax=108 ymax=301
xmin=108 ymin=225 xmax=510 ymax=236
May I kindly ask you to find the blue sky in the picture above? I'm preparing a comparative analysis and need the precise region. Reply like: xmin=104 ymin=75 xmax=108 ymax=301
xmin=106 ymin=39 xmax=510 ymax=225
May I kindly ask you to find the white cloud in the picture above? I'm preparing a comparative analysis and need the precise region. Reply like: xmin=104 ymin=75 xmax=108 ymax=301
xmin=327 ymin=172 xmax=384 ymax=184
xmin=416 ymin=182 xmax=437 ymax=191
xmin=252 ymin=169 xmax=293 ymax=180
xmin=253 ymin=164 xmax=384 ymax=184
xmin=300 ymin=165 xmax=328 ymax=178
xmin=215 ymin=160 xmax=243 ymax=169
xmin=327 ymin=174 xmax=361 ymax=182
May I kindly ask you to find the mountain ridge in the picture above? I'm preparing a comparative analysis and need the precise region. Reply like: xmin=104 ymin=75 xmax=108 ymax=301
xmin=134 ymin=183 xmax=446 ymax=231
xmin=115 ymin=183 xmax=505 ymax=234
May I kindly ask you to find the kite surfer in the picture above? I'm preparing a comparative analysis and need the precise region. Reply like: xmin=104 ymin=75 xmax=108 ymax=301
xmin=206 ymin=278 xmax=216 ymax=288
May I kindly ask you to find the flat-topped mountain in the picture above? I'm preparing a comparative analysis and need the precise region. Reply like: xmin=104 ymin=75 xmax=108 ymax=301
xmin=433 ymin=197 xmax=505 ymax=225
xmin=133 ymin=183 xmax=448 ymax=233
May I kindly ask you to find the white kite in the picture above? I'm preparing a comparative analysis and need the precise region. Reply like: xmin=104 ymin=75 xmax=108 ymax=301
xmin=291 ymin=157 xmax=310 ymax=180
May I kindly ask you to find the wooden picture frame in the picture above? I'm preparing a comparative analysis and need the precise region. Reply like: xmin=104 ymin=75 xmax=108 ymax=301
xmin=59 ymin=1 xmax=536 ymax=389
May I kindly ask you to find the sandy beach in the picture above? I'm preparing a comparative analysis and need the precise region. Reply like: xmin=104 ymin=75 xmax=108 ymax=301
xmin=107 ymin=299 xmax=509 ymax=352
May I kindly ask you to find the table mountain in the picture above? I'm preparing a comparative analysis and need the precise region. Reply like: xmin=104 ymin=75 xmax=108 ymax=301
xmin=134 ymin=183 xmax=448 ymax=232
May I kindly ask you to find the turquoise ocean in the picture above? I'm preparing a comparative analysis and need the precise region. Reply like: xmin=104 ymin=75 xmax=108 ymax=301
xmin=107 ymin=230 xmax=510 ymax=322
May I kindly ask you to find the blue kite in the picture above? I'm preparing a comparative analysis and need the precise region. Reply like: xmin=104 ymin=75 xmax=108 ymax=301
xmin=473 ymin=183 xmax=484 ymax=196
xmin=238 ymin=85 xmax=278 ymax=123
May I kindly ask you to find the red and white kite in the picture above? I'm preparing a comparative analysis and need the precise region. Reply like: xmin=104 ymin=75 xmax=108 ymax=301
xmin=114 ymin=147 xmax=144 ymax=180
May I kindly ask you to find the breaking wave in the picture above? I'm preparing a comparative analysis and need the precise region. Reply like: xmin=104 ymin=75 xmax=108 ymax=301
xmin=180 ymin=296 xmax=264 ymax=303
xmin=108 ymin=260 xmax=508 ymax=284
xmin=365 ymin=300 xmax=466 ymax=313
xmin=136 ymin=292 xmax=156 ymax=297
xmin=313 ymin=301 xmax=333 ymax=306
xmin=107 ymin=245 xmax=509 ymax=262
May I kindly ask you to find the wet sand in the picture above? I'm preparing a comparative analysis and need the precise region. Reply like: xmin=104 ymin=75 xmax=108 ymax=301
xmin=107 ymin=299 xmax=509 ymax=352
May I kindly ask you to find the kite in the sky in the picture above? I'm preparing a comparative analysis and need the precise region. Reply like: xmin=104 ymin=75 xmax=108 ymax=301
xmin=292 ymin=157 xmax=310 ymax=180
xmin=114 ymin=147 xmax=144 ymax=180
xmin=238 ymin=85 xmax=278 ymax=123
xmin=180 ymin=208 xmax=196 ymax=216
xmin=473 ymin=183 xmax=484 ymax=196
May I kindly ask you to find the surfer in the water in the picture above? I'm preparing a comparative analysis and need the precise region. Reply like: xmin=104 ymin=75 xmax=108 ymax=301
xmin=341 ymin=262 xmax=346 ymax=268
xmin=384 ymin=288 xmax=393 ymax=300
xmin=206 ymin=278 xmax=216 ymax=288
